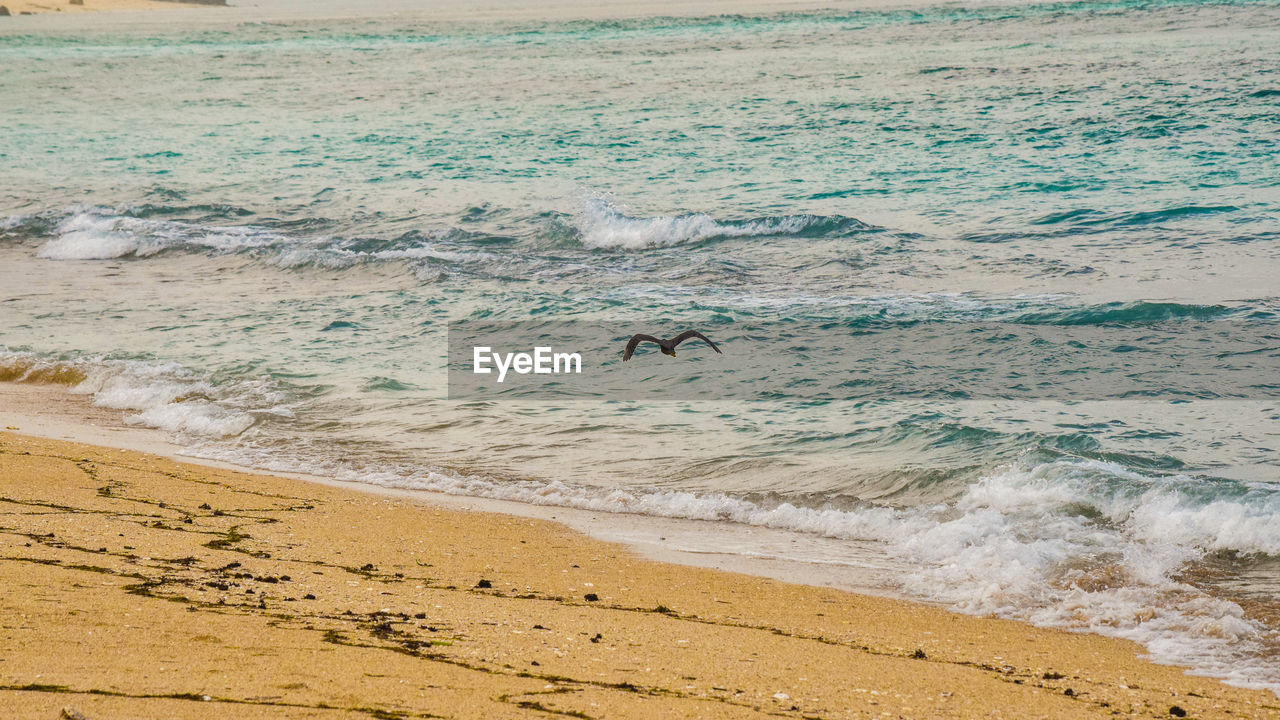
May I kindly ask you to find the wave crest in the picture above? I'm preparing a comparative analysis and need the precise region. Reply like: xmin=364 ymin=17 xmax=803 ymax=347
xmin=0 ymin=350 xmax=287 ymax=439
xmin=569 ymin=197 xmax=872 ymax=250
xmin=34 ymin=208 xmax=285 ymax=260
xmin=1013 ymin=300 xmax=1242 ymax=325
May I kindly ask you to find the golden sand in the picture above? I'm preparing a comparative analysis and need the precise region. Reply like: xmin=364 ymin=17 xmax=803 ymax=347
xmin=0 ymin=431 xmax=1276 ymax=719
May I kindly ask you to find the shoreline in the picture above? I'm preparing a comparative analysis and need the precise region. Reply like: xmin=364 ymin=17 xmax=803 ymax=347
xmin=1 ymin=385 xmax=1279 ymax=716
xmin=0 ymin=381 xmax=910 ymax=600
xmin=3 ymin=431 xmax=1279 ymax=718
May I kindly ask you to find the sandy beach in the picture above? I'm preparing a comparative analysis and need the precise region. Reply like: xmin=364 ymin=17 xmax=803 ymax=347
xmin=1 ymin=425 xmax=1276 ymax=719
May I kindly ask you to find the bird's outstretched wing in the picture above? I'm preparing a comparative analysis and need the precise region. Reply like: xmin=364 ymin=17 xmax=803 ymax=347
xmin=670 ymin=330 xmax=722 ymax=354
xmin=623 ymin=334 xmax=664 ymax=361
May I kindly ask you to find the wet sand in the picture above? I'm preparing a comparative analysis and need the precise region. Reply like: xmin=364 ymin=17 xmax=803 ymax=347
xmin=1 ymin=430 xmax=1277 ymax=719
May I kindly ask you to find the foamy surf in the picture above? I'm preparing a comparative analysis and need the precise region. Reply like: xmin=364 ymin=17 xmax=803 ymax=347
xmin=34 ymin=208 xmax=286 ymax=260
xmin=0 ymin=350 xmax=286 ymax=439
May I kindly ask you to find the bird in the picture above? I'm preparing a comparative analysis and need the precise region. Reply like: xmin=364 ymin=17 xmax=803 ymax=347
xmin=622 ymin=330 xmax=723 ymax=361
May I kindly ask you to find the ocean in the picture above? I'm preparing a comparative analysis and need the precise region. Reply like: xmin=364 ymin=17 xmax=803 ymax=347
xmin=2 ymin=0 xmax=1279 ymax=693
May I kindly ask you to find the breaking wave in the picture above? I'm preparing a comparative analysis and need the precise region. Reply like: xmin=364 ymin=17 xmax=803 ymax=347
xmin=568 ymin=197 xmax=873 ymax=250
xmin=7 ymin=200 xmax=878 ymax=264
xmin=32 ymin=208 xmax=287 ymax=260
xmin=1013 ymin=301 xmax=1247 ymax=325
xmin=0 ymin=350 xmax=289 ymax=439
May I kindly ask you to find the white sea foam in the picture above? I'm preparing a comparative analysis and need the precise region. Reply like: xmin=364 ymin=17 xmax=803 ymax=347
xmin=890 ymin=462 xmax=1280 ymax=691
xmin=573 ymin=197 xmax=840 ymax=250
xmin=77 ymin=359 xmax=277 ymax=439
xmin=127 ymin=402 xmax=256 ymax=437
xmin=2 ymin=214 xmax=30 ymax=231
xmin=268 ymin=235 xmax=501 ymax=271
xmin=36 ymin=208 xmax=284 ymax=260
xmin=0 ymin=350 xmax=274 ymax=440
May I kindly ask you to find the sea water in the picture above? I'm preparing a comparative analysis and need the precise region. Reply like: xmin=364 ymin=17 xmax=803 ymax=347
xmin=2 ymin=0 xmax=1279 ymax=692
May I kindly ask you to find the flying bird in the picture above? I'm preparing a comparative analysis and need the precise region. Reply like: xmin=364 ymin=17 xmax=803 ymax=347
xmin=622 ymin=330 xmax=723 ymax=361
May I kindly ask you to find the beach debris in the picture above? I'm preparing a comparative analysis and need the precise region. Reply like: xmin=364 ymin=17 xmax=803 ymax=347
xmin=772 ymin=692 xmax=790 ymax=701
xmin=1169 ymin=707 xmax=1187 ymax=717
xmin=475 ymin=579 xmax=492 ymax=589
xmin=199 ymin=503 xmax=211 ymax=510
xmin=912 ymin=648 xmax=927 ymax=659
xmin=61 ymin=708 xmax=89 ymax=720
xmin=583 ymin=593 xmax=599 ymax=602
xmin=303 ymin=593 xmax=316 ymax=600
xmin=590 ymin=633 xmax=602 ymax=643
xmin=1063 ymin=688 xmax=1074 ymax=696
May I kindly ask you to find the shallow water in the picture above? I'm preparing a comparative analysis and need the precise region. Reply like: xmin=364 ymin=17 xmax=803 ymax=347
xmin=2 ymin=0 xmax=1279 ymax=693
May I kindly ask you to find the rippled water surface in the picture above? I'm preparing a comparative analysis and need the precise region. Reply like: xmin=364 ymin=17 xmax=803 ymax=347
xmin=2 ymin=0 xmax=1279 ymax=693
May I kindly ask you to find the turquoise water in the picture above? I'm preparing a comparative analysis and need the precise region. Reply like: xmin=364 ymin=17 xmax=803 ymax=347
xmin=2 ymin=0 xmax=1279 ymax=691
